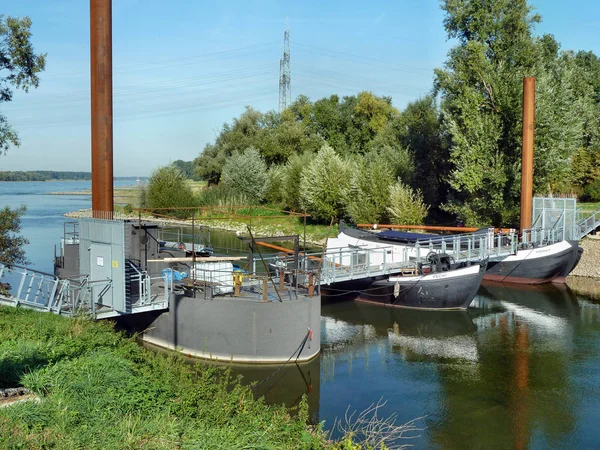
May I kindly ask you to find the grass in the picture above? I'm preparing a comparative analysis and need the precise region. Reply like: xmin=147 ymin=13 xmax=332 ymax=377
xmin=0 ymin=307 xmax=336 ymax=449
xmin=579 ymin=201 xmax=600 ymax=212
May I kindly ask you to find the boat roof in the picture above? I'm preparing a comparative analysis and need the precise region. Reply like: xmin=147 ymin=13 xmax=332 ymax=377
xmin=339 ymin=220 xmax=439 ymax=243
xmin=377 ymin=229 xmax=440 ymax=243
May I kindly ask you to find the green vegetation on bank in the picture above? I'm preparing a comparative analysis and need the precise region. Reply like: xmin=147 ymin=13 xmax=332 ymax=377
xmin=184 ymin=0 xmax=600 ymax=228
xmin=0 ymin=171 xmax=91 ymax=181
xmin=0 ymin=307 xmax=344 ymax=449
xmin=0 ymin=171 xmax=142 ymax=182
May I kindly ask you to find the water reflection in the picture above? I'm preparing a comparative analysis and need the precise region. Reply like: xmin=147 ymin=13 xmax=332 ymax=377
xmin=319 ymin=283 xmax=600 ymax=448
xmin=227 ymin=358 xmax=321 ymax=424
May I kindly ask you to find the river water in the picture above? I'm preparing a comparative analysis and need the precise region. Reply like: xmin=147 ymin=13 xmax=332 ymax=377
xmin=2 ymin=181 xmax=600 ymax=449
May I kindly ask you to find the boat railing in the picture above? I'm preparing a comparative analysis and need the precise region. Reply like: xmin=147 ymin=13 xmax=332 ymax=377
xmin=521 ymin=226 xmax=568 ymax=246
xmin=412 ymin=229 xmax=519 ymax=260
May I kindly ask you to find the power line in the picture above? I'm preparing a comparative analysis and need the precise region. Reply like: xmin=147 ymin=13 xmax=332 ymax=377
xmin=39 ymin=42 xmax=279 ymax=81
xmin=294 ymin=42 xmax=435 ymax=75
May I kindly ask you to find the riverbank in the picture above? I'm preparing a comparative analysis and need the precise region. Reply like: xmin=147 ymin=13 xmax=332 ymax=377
xmin=568 ymin=235 xmax=600 ymax=279
xmin=65 ymin=208 xmax=336 ymax=246
xmin=0 ymin=307 xmax=335 ymax=449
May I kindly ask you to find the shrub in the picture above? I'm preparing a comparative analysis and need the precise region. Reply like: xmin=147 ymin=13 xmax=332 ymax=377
xmin=300 ymin=144 xmax=352 ymax=222
xmin=265 ymin=165 xmax=286 ymax=205
xmin=281 ymin=152 xmax=314 ymax=212
xmin=220 ymin=147 xmax=268 ymax=202
xmin=347 ymin=150 xmax=395 ymax=224
xmin=196 ymin=183 xmax=258 ymax=207
xmin=583 ymin=178 xmax=600 ymax=202
xmin=145 ymin=165 xmax=196 ymax=217
xmin=387 ymin=179 xmax=429 ymax=225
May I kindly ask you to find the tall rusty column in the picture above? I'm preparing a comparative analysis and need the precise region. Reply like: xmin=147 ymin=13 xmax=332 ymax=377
xmin=90 ymin=0 xmax=113 ymax=219
xmin=520 ymin=77 xmax=535 ymax=232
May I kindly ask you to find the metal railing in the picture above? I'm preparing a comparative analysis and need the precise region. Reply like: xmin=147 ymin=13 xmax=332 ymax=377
xmin=178 ymin=265 xmax=320 ymax=302
xmin=576 ymin=210 xmax=600 ymax=239
xmin=0 ymin=262 xmax=171 ymax=319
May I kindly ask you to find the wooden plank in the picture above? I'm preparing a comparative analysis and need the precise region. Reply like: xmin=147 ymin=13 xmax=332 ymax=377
xmin=147 ymin=256 xmax=246 ymax=263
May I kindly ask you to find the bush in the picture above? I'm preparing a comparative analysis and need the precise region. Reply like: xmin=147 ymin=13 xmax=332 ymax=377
xmin=220 ymin=147 xmax=268 ymax=202
xmin=387 ymin=179 xmax=429 ymax=225
xmin=346 ymin=150 xmax=395 ymax=224
xmin=197 ymin=183 xmax=258 ymax=207
xmin=583 ymin=178 xmax=600 ymax=202
xmin=300 ymin=144 xmax=352 ymax=222
xmin=145 ymin=166 xmax=196 ymax=217
xmin=281 ymin=152 xmax=314 ymax=212
xmin=265 ymin=165 xmax=286 ymax=205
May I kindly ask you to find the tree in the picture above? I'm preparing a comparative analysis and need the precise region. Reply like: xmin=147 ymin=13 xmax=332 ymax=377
xmin=300 ymin=144 xmax=352 ymax=222
xmin=194 ymin=107 xmax=264 ymax=184
xmin=171 ymin=160 xmax=200 ymax=181
xmin=281 ymin=151 xmax=314 ymax=212
xmin=435 ymin=0 xmax=590 ymax=226
xmin=145 ymin=166 xmax=196 ymax=216
xmin=0 ymin=206 xmax=27 ymax=265
xmin=346 ymin=150 xmax=395 ymax=224
xmin=0 ymin=15 xmax=45 ymax=265
xmin=220 ymin=147 xmax=268 ymax=202
xmin=387 ymin=180 xmax=429 ymax=225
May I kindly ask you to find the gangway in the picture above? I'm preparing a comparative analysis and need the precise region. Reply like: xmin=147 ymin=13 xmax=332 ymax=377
xmin=576 ymin=209 xmax=600 ymax=239
xmin=0 ymin=262 xmax=170 ymax=319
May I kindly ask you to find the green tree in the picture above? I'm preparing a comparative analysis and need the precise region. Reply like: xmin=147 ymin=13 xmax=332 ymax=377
xmin=194 ymin=107 xmax=264 ymax=184
xmin=280 ymin=152 xmax=314 ymax=212
xmin=300 ymin=144 xmax=352 ymax=222
xmin=435 ymin=0 xmax=590 ymax=226
xmin=145 ymin=166 xmax=195 ymax=216
xmin=0 ymin=15 xmax=45 ymax=265
xmin=264 ymin=165 xmax=285 ymax=205
xmin=171 ymin=160 xmax=200 ymax=181
xmin=220 ymin=147 xmax=268 ymax=202
xmin=346 ymin=150 xmax=395 ymax=224
xmin=387 ymin=180 xmax=429 ymax=225
xmin=0 ymin=206 xmax=27 ymax=265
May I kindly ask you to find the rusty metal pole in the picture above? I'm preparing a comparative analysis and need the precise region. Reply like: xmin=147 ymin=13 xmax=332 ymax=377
xmin=90 ymin=0 xmax=114 ymax=219
xmin=520 ymin=77 xmax=535 ymax=233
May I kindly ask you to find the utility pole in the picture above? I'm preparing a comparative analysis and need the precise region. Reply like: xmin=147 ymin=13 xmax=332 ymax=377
xmin=90 ymin=0 xmax=114 ymax=219
xmin=278 ymin=18 xmax=291 ymax=113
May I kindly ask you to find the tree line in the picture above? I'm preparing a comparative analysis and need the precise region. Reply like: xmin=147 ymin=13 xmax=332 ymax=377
xmin=153 ymin=0 xmax=600 ymax=227
xmin=0 ymin=171 xmax=91 ymax=181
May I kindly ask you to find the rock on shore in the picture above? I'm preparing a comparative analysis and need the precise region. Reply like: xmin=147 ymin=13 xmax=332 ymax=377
xmin=568 ymin=235 xmax=600 ymax=278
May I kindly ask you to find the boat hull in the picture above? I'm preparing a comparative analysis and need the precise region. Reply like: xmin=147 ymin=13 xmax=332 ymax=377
xmin=484 ymin=240 xmax=580 ymax=285
xmin=344 ymin=263 xmax=486 ymax=310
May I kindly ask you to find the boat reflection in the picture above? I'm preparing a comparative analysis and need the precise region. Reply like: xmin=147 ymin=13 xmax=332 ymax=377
xmin=430 ymin=282 xmax=592 ymax=449
xmin=322 ymin=301 xmax=478 ymax=363
xmin=320 ymin=284 xmax=600 ymax=448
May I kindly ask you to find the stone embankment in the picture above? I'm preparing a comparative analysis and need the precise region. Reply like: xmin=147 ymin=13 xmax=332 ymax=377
xmin=568 ymin=235 xmax=600 ymax=279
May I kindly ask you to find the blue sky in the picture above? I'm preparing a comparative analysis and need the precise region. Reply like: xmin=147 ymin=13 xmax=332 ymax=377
xmin=1 ymin=0 xmax=599 ymax=176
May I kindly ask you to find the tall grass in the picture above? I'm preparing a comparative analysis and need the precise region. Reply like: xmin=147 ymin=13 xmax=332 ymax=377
xmin=0 ymin=307 xmax=328 ymax=449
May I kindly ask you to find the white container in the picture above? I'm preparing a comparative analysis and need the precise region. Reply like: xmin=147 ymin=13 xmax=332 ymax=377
xmin=191 ymin=262 xmax=234 ymax=295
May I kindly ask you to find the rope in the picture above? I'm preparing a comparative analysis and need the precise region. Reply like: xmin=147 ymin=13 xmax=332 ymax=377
xmin=252 ymin=328 xmax=312 ymax=389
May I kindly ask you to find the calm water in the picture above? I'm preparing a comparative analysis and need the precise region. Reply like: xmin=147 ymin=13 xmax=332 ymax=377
xmin=2 ymin=182 xmax=600 ymax=449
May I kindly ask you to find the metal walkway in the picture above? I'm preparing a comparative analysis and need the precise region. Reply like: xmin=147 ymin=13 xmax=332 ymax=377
xmin=316 ymin=229 xmax=517 ymax=285
xmin=0 ymin=262 xmax=170 ymax=319
xmin=576 ymin=209 xmax=600 ymax=239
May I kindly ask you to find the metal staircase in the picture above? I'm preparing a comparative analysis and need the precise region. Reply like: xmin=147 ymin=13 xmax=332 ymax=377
xmin=0 ymin=262 xmax=170 ymax=319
